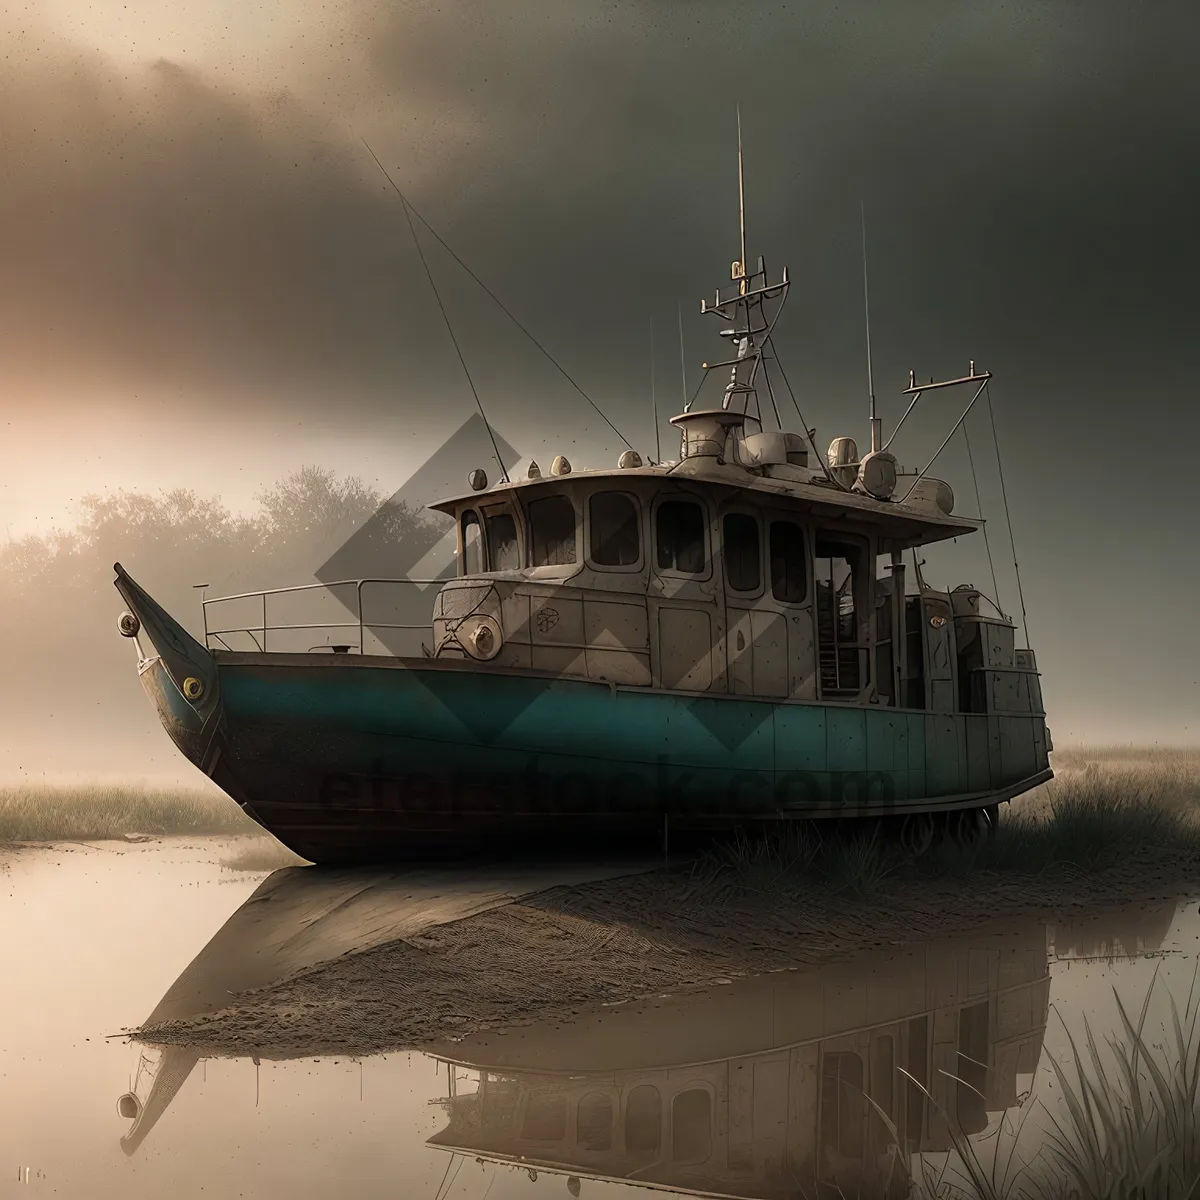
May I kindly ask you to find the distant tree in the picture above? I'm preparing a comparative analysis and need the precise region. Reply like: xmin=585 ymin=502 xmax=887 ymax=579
xmin=0 ymin=466 xmax=448 ymax=769
xmin=0 ymin=465 xmax=444 ymax=613
xmin=254 ymin=466 xmax=384 ymax=547
xmin=251 ymin=465 xmax=443 ymax=585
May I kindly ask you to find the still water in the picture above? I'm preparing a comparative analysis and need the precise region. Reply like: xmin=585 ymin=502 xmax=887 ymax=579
xmin=0 ymin=840 xmax=1195 ymax=1198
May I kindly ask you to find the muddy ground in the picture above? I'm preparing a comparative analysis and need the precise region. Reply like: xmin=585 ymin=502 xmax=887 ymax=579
xmin=136 ymin=843 xmax=1200 ymax=1059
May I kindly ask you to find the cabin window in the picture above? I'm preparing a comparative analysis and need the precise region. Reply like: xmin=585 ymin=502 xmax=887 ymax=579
xmin=671 ymin=1088 xmax=712 ymax=1163
xmin=872 ymin=1035 xmax=896 ymax=1124
xmin=528 ymin=494 xmax=577 ymax=567
xmin=723 ymin=513 xmax=761 ymax=592
xmin=577 ymin=1092 xmax=614 ymax=1151
xmin=589 ymin=491 xmax=641 ymax=566
xmin=770 ymin=520 xmax=807 ymax=603
xmin=820 ymin=1052 xmax=865 ymax=1160
xmin=625 ymin=1085 xmax=662 ymax=1156
xmin=485 ymin=511 xmax=520 ymax=572
xmin=460 ymin=510 xmax=483 ymax=576
xmin=956 ymin=1002 xmax=990 ymax=1134
xmin=656 ymin=500 xmax=707 ymax=574
xmin=521 ymin=1092 xmax=567 ymax=1141
xmin=905 ymin=1016 xmax=929 ymax=1142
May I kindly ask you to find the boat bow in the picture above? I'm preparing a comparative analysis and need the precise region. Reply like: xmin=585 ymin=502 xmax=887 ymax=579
xmin=113 ymin=562 xmax=223 ymax=771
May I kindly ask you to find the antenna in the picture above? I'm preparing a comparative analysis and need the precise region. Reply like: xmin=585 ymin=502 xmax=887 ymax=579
xmin=861 ymin=200 xmax=879 ymax=453
xmin=736 ymin=106 xmax=747 ymax=291
xmin=677 ymin=301 xmax=687 ymax=410
xmin=650 ymin=317 xmax=661 ymax=463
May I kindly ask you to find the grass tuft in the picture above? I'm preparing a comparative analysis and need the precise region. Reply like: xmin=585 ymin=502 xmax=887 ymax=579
xmin=892 ymin=966 xmax=1200 ymax=1200
xmin=0 ymin=782 xmax=259 ymax=842
xmin=699 ymin=751 xmax=1200 ymax=898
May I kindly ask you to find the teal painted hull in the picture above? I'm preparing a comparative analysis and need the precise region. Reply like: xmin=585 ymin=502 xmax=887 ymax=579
xmin=144 ymin=651 xmax=1052 ymax=862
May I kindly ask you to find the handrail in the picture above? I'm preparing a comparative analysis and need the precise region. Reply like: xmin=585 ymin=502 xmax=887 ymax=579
xmin=200 ymin=577 xmax=447 ymax=608
xmin=200 ymin=576 xmax=450 ymax=655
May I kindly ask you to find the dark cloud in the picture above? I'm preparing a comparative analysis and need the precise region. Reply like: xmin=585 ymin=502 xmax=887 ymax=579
xmin=2 ymin=1 xmax=1198 ymax=742
xmin=3 ymin=2 xmax=1196 ymax=427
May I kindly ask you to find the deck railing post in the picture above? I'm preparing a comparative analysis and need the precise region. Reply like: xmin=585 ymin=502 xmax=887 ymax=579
xmin=262 ymin=593 xmax=268 ymax=654
xmin=358 ymin=580 xmax=365 ymax=655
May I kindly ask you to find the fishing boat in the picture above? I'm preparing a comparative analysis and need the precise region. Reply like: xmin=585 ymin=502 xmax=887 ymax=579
xmin=113 ymin=141 xmax=1051 ymax=865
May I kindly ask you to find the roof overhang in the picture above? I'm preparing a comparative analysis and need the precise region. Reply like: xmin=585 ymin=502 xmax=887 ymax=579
xmin=429 ymin=466 xmax=978 ymax=549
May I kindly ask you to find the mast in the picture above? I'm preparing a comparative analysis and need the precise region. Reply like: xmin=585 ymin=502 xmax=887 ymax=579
xmin=673 ymin=113 xmax=791 ymax=460
xmin=683 ymin=118 xmax=789 ymax=421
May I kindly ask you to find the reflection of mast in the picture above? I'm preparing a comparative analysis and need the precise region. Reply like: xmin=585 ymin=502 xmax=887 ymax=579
xmin=426 ymin=921 xmax=1053 ymax=1199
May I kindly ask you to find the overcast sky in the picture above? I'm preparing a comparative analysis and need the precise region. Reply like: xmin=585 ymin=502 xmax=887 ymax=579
xmin=2 ymin=0 xmax=1197 ymax=745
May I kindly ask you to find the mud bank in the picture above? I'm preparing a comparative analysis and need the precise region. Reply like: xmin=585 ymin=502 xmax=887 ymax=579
xmin=136 ymin=844 xmax=1200 ymax=1059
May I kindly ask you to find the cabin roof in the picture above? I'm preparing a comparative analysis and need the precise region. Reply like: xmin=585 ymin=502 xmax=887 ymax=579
xmin=429 ymin=460 xmax=979 ymax=547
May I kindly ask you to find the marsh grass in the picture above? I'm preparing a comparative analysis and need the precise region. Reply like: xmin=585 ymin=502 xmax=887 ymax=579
xmin=896 ymin=965 xmax=1200 ymax=1200
xmin=0 ymin=781 xmax=258 ymax=842
xmin=697 ymin=749 xmax=1200 ymax=899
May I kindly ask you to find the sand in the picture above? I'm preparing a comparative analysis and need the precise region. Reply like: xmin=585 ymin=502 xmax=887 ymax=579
xmin=135 ymin=843 xmax=1200 ymax=1060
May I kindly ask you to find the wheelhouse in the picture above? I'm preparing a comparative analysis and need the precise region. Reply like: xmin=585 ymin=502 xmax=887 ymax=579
xmin=428 ymin=450 xmax=1036 ymax=723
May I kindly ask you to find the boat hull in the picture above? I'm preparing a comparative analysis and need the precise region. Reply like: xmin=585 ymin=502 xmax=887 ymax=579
xmin=137 ymin=650 xmax=1051 ymax=864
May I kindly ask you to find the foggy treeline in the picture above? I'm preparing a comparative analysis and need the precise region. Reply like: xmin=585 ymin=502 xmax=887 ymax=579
xmin=0 ymin=467 xmax=443 ymax=780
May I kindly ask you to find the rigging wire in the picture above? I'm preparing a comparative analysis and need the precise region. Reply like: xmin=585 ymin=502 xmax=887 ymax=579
xmin=378 ymin=166 xmax=634 ymax=452
xmin=962 ymin=415 xmax=1005 ymax=617
xmin=760 ymin=357 xmax=785 ymax=431
xmin=431 ymin=1154 xmax=455 ymax=1200
xmin=361 ymin=139 xmax=510 ymax=482
xmin=985 ymin=381 xmax=1031 ymax=645
xmin=433 ymin=1150 xmax=466 ymax=1200
xmin=764 ymin=337 xmax=840 ymax=487
xmin=684 ymin=371 xmax=706 ymax=413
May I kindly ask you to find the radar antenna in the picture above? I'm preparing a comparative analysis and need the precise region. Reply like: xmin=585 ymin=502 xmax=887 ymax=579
xmin=861 ymin=201 xmax=879 ymax=453
xmin=685 ymin=115 xmax=790 ymax=431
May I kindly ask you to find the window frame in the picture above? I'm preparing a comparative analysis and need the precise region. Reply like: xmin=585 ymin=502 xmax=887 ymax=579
xmin=768 ymin=515 xmax=812 ymax=607
xmin=458 ymin=507 xmax=484 ymax=577
xmin=480 ymin=502 xmax=522 ymax=573
xmin=624 ymin=1083 xmax=663 ymax=1158
xmin=721 ymin=508 xmax=765 ymax=598
xmin=524 ymin=490 xmax=580 ymax=571
xmin=813 ymin=530 xmax=871 ymax=635
xmin=585 ymin=488 xmax=645 ymax=573
xmin=651 ymin=494 xmax=713 ymax=581
xmin=670 ymin=1084 xmax=715 ymax=1166
xmin=575 ymin=1090 xmax=616 ymax=1152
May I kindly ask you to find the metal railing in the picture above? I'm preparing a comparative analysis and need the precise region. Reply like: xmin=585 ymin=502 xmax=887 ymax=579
xmin=201 ymin=577 xmax=446 ymax=654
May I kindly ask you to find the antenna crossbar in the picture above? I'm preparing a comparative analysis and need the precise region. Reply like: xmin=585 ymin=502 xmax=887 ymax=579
xmin=904 ymin=369 xmax=993 ymax=395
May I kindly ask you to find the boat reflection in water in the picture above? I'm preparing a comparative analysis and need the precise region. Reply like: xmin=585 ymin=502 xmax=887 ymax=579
xmin=424 ymin=924 xmax=1060 ymax=1199
xmin=114 ymin=868 xmax=1177 ymax=1193
xmin=115 ymin=856 xmax=652 ymax=1155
